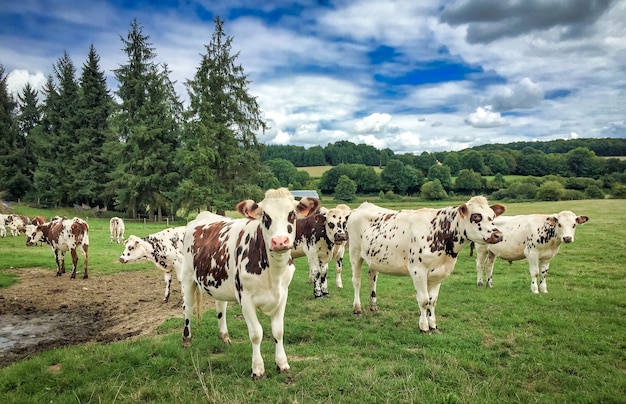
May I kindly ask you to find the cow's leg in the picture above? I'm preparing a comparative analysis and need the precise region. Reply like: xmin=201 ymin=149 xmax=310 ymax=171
xmin=163 ymin=271 xmax=172 ymax=302
xmin=526 ymin=253 xmax=541 ymax=294
xmin=427 ymin=282 xmax=443 ymax=333
xmin=270 ymin=296 xmax=290 ymax=374
xmin=351 ymin=255 xmax=364 ymax=314
xmin=216 ymin=300 xmax=231 ymax=344
xmin=539 ymin=261 xmax=550 ymax=293
xmin=368 ymin=267 xmax=379 ymax=312
xmin=319 ymin=261 xmax=329 ymax=296
xmin=181 ymin=279 xmax=199 ymax=347
xmin=335 ymin=256 xmax=343 ymax=288
xmin=69 ymin=249 xmax=78 ymax=279
xmin=81 ymin=245 xmax=88 ymax=279
xmin=485 ymin=251 xmax=496 ymax=288
xmin=54 ymin=250 xmax=63 ymax=276
xmin=409 ymin=268 xmax=431 ymax=333
xmin=309 ymin=255 xmax=323 ymax=298
xmin=240 ymin=300 xmax=265 ymax=380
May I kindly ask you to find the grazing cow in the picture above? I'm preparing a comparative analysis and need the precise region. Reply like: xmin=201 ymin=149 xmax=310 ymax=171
xmin=5 ymin=214 xmax=30 ymax=236
xmin=181 ymin=188 xmax=320 ymax=379
xmin=119 ymin=227 xmax=186 ymax=302
xmin=292 ymin=204 xmax=351 ymax=297
xmin=109 ymin=217 xmax=125 ymax=243
xmin=347 ymin=196 xmax=505 ymax=333
xmin=474 ymin=211 xmax=588 ymax=293
xmin=25 ymin=217 xmax=90 ymax=279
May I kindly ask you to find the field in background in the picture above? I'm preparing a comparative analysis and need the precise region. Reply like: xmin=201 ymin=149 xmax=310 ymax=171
xmin=0 ymin=199 xmax=624 ymax=403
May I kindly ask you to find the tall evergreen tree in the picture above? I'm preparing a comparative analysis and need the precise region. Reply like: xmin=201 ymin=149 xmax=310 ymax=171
xmin=0 ymin=65 xmax=23 ymax=200
xmin=111 ymin=20 xmax=182 ymax=219
xmin=179 ymin=16 xmax=267 ymax=214
xmin=72 ymin=44 xmax=115 ymax=208
xmin=16 ymin=82 xmax=41 ymax=199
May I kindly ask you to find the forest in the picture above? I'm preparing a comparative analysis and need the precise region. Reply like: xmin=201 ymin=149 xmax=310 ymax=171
xmin=1 ymin=17 xmax=625 ymax=219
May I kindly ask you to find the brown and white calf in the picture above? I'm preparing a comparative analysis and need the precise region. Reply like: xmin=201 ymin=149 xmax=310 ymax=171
xmin=109 ymin=217 xmax=125 ymax=243
xmin=347 ymin=196 xmax=505 ymax=333
xmin=181 ymin=188 xmax=319 ymax=379
xmin=119 ymin=227 xmax=185 ymax=302
xmin=25 ymin=217 xmax=90 ymax=279
xmin=292 ymin=204 xmax=351 ymax=298
xmin=474 ymin=211 xmax=588 ymax=293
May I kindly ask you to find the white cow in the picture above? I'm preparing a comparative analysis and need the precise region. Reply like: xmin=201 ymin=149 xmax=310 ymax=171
xmin=109 ymin=217 xmax=125 ymax=243
xmin=181 ymin=188 xmax=320 ymax=379
xmin=347 ymin=196 xmax=505 ymax=333
xmin=292 ymin=204 xmax=351 ymax=297
xmin=119 ymin=227 xmax=186 ymax=302
xmin=475 ymin=211 xmax=588 ymax=293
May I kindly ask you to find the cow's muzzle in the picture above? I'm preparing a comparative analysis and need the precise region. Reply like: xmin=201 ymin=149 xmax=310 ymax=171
xmin=119 ymin=257 xmax=127 ymax=263
xmin=334 ymin=233 xmax=348 ymax=243
xmin=270 ymin=236 xmax=293 ymax=252
xmin=562 ymin=236 xmax=573 ymax=243
xmin=485 ymin=230 xmax=503 ymax=244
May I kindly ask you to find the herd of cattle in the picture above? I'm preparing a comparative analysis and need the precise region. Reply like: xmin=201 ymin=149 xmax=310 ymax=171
xmin=1 ymin=189 xmax=588 ymax=379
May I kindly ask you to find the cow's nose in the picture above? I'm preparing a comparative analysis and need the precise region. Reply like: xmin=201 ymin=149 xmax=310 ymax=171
xmin=119 ymin=257 xmax=127 ymax=263
xmin=562 ymin=236 xmax=573 ymax=243
xmin=270 ymin=235 xmax=292 ymax=251
xmin=486 ymin=230 xmax=503 ymax=244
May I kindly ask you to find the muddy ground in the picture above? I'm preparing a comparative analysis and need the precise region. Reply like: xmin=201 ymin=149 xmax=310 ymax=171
xmin=0 ymin=267 xmax=213 ymax=368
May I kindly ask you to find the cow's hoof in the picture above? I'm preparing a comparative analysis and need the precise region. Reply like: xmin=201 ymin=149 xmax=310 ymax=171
xmin=477 ymin=282 xmax=483 ymax=287
xmin=252 ymin=372 xmax=266 ymax=381
xmin=314 ymin=293 xmax=323 ymax=299
xmin=276 ymin=365 xmax=290 ymax=374
xmin=353 ymin=307 xmax=362 ymax=315
xmin=430 ymin=327 xmax=441 ymax=334
xmin=219 ymin=332 xmax=232 ymax=345
xmin=182 ymin=337 xmax=192 ymax=348
xmin=83 ymin=275 xmax=88 ymax=280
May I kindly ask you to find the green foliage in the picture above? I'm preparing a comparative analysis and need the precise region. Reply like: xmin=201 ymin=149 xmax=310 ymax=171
xmin=537 ymin=180 xmax=566 ymax=201
xmin=584 ymin=184 xmax=604 ymax=199
xmin=421 ymin=179 xmax=448 ymax=200
xmin=427 ymin=164 xmax=452 ymax=190
xmin=334 ymin=175 xmax=356 ymax=201
xmin=454 ymin=169 xmax=483 ymax=194
xmin=319 ymin=164 xmax=380 ymax=194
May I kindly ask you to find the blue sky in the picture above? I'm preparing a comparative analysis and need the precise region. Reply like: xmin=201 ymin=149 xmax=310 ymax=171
xmin=2 ymin=0 xmax=625 ymax=154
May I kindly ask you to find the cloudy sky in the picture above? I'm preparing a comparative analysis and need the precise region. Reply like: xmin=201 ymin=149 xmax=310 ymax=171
xmin=1 ymin=0 xmax=625 ymax=154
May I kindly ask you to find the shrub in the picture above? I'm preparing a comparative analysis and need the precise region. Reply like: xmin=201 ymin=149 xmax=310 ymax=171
xmin=537 ymin=181 xmax=566 ymax=201
xmin=584 ymin=185 xmax=604 ymax=199
xmin=563 ymin=189 xmax=584 ymax=200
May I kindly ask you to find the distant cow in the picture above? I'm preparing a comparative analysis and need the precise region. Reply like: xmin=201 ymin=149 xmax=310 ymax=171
xmin=181 ymin=188 xmax=319 ymax=379
xmin=31 ymin=215 xmax=46 ymax=226
xmin=5 ymin=214 xmax=30 ymax=236
xmin=109 ymin=217 xmax=125 ymax=243
xmin=25 ymin=217 xmax=90 ymax=279
xmin=292 ymin=204 xmax=351 ymax=298
xmin=119 ymin=227 xmax=186 ymax=302
xmin=0 ymin=214 xmax=8 ymax=238
xmin=475 ymin=211 xmax=588 ymax=293
xmin=347 ymin=197 xmax=505 ymax=333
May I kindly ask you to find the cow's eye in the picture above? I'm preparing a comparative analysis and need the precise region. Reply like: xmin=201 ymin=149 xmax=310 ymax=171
xmin=288 ymin=211 xmax=296 ymax=223
xmin=262 ymin=213 xmax=272 ymax=229
xmin=470 ymin=213 xmax=482 ymax=223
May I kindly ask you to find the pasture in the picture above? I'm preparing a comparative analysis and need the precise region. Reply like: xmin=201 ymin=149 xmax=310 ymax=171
xmin=0 ymin=199 xmax=624 ymax=403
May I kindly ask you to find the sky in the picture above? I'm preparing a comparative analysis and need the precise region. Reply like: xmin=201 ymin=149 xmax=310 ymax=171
xmin=1 ymin=0 xmax=625 ymax=154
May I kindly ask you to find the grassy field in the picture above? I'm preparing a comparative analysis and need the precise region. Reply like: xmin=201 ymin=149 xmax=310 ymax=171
xmin=1 ymin=199 xmax=625 ymax=403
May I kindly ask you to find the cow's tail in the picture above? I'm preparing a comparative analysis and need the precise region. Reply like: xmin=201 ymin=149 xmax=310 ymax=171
xmin=469 ymin=241 xmax=475 ymax=257
xmin=194 ymin=283 xmax=202 ymax=324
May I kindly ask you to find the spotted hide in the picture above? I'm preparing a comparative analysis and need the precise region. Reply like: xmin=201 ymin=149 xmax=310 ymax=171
xmin=25 ymin=217 xmax=90 ymax=279
xmin=109 ymin=217 xmax=125 ymax=244
xmin=180 ymin=188 xmax=320 ymax=380
xmin=346 ymin=196 xmax=505 ymax=333
xmin=119 ymin=227 xmax=186 ymax=302
xmin=292 ymin=204 xmax=351 ymax=298
xmin=474 ymin=211 xmax=588 ymax=293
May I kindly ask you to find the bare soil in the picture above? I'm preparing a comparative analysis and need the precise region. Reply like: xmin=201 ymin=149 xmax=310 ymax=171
xmin=0 ymin=267 xmax=213 ymax=368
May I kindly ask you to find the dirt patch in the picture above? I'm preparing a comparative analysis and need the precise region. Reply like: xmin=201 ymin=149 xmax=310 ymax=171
xmin=0 ymin=267 xmax=213 ymax=368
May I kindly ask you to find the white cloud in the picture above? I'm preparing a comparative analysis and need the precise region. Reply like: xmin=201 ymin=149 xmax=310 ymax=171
xmin=6 ymin=69 xmax=47 ymax=96
xmin=489 ymin=78 xmax=544 ymax=111
xmin=355 ymin=113 xmax=393 ymax=133
xmin=465 ymin=106 xmax=508 ymax=128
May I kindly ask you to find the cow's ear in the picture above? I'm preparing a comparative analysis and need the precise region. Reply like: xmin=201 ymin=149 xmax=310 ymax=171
xmin=237 ymin=200 xmax=260 ymax=219
xmin=297 ymin=197 xmax=321 ymax=218
xmin=576 ymin=215 xmax=589 ymax=224
xmin=490 ymin=204 xmax=506 ymax=217
xmin=458 ymin=203 xmax=468 ymax=218
xmin=547 ymin=216 xmax=558 ymax=226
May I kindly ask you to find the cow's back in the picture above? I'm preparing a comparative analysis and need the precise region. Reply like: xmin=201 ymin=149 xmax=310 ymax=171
xmin=484 ymin=215 xmax=546 ymax=261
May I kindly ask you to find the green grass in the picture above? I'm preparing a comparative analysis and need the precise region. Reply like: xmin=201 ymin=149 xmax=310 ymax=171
xmin=1 ymin=199 xmax=625 ymax=403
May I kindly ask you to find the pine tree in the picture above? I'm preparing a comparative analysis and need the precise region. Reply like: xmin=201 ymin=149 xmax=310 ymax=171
xmin=0 ymin=65 xmax=23 ymax=200
xmin=180 ymin=16 xmax=267 ymax=215
xmin=72 ymin=44 xmax=115 ymax=208
xmin=16 ymin=82 xmax=41 ymax=199
xmin=111 ymin=20 xmax=182 ymax=219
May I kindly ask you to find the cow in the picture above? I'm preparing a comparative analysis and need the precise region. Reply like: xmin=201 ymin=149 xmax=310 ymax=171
xmin=346 ymin=196 xmax=505 ymax=333
xmin=5 ymin=214 xmax=30 ymax=236
xmin=31 ymin=215 xmax=47 ymax=226
xmin=119 ymin=227 xmax=186 ymax=302
xmin=474 ymin=211 xmax=588 ymax=293
xmin=0 ymin=214 xmax=8 ymax=238
xmin=180 ymin=188 xmax=320 ymax=380
xmin=25 ymin=217 xmax=90 ymax=279
xmin=292 ymin=204 xmax=351 ymax=298
xmin=109 ymin=217 xmax=125 ymax=244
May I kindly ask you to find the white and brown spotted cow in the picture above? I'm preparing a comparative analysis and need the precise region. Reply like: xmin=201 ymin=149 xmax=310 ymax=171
xmin=475 ymin=211 xmax=588 ymax=293
xmin=347 ymin=196 xmax=505 ymax=333
xmin=292 ymin=204 xmax=351 ymax=298
xmin=5 ymin=214 xmax=30 ymax=236
xmin=119 ymin=227 xmax=185 ymax=302
xmin=25 ymin=217 xmax=90 ymax=279
xmin=109 ymin=217 xmax=125 ymax=244
xmin=181 ymin=188 xmax=320 ymax=380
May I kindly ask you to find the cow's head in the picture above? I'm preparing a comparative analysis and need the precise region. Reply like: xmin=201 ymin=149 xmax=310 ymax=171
xmin=237 ymin=188 xmax=320 ymax=252
xmin=322 ymin=204 xmax=351 ymax=244
xmin=119 ymin=235 xmax=152 ymax=263
xmin=24 ymin=224 xmax=45 ymax=246
xmin=549 ymin=211 xmax=588 ymax=244
xmin=459 ymin=196 xmax=505 ymax=245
